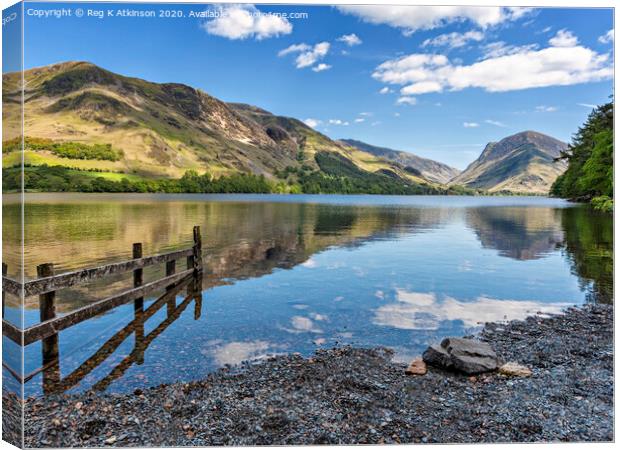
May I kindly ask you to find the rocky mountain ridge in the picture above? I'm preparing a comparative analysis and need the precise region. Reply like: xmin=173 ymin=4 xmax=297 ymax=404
xmin=450 ymin=131 xmax=568 ymax=194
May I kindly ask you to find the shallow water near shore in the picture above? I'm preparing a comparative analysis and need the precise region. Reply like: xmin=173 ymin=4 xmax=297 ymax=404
xmin=2 ymin=194 xmax=613 ymax=397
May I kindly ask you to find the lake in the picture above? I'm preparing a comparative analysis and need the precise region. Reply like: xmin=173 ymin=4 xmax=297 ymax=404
xmin=1 ymin=194 xmax=613 ymax=397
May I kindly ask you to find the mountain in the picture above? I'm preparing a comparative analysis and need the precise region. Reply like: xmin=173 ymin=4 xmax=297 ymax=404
xmin=450 ymin=131 xmax=568 ymax=194
xmin=2 ymin=61 xmax=437 ymax=193
xmin=339 ymin=139 xmax=460 ymax=184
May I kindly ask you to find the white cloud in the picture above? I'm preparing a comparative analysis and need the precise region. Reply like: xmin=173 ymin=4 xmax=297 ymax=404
xmin=482 ymin=41 xmax=538 ymax=58
xmin=373 ymin=42 xmax=612 ymax=94
xmin=396 ymin=96 xmax=417 ymax=105
xmin=422 ymin=30 xmax=484 ymax=49
xmin=463 ymin=122 xmax=479 ymax=128
xmin=535 ymin=105 xmax=557 ymax=112
xmin=328 ymin=119 xmax=349 ymax=126
xmin=375 ymin=54 xmax=449 ymax=85
xmin=312 ymin=63 xmax=332 ymax=72
xmin=337 ymin=6 xmax=532 ymax=35
xmin=599 ymin=29 xmax=614 ymax=44
xmin=401 ymin=80 xmax=443 ymax=95
xmin=278 ymin=43 xmax=310 ymax=56
xmin=379 ymin=86 xmax=393 ymax=94
xmin=337 ymin=33 xmax=362 ymax=46
xmin=485 ymin=119 xmax=507 ymax=127
xmin=202 ymin=4 xmax=292 ymax=40
xmin=577 ymin=103 xmax=598 ymax=109
xmin=354 ymin=118 xmax=365 ymax=123
xmin=506 ymin=7 xmax=534 ymax=20
xmin=279 ymin=41 xmax=330 ymax=69
xmin=549 ymin=29 xmax=578 ymax=47
xmin=303 ymin=118 xmax=322 ymax=128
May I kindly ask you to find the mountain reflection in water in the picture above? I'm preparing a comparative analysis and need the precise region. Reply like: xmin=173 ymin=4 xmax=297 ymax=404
xmin=1 ymin=194 xmax=612 ymax=397
xmin=465 ymin=207 xmax=565 ymax=260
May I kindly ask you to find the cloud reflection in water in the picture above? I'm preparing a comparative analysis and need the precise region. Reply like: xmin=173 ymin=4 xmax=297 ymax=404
xmin=373 ymin=288 xmax=571 ymax=330
xmin=204 ymin=340 xmax=287 ymax=366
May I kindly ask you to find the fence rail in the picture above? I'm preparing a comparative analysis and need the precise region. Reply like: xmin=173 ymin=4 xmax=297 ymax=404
xmin=1 ymin=226 xmax=204 ymax=394
xmin=23 ymin=268 xmax=194 ymax=345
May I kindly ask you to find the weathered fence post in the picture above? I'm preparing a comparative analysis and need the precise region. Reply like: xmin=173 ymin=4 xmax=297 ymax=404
xmin=190 ymin=226 xmax=203 ymax=319
xmin=132 ymin=243 xmax=145 ymax=364
xmin=193 ymin=226 xmax=203 ymax=273
xmin=133 ymin=243 xmax=143 ymax=311
xmin=165 ymin=260 xmax=176 ymax=287
xmin=37 ymin=263 xmax=60 ymax=394
xmin=166 ymin=260 xmax=176 ymax=316
xmin=2 ymin=262 xmax=6 ymax=318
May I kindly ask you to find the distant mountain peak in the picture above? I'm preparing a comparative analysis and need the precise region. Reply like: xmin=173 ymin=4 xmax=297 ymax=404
xmin=451 ymin=130 xmax=568 ymax=194
xmin=479 ymin=130 xmax=568 ymax=162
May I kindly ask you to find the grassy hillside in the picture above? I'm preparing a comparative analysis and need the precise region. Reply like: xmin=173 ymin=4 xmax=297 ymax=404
xmin=2 ymin=61 xmax=447 ymax=195
xmin=229 ymin=103 xmax=434 ymax=186
xmin=338 ymin=139 xmax=460 ymax=184
xmin=2 ymin=62 xmax=294 ymax=179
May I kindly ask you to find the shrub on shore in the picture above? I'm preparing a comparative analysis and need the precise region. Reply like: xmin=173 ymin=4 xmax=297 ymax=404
xmin=591 ymin=195 xmax=613 ymax=213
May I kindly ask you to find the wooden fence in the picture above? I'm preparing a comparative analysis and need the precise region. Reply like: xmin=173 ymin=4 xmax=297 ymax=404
xmin=1 ymin=226 xmax=203 ymax=394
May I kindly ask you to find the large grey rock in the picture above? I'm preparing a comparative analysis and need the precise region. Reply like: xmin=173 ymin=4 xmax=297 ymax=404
xmin=422 ymin=344 xmax=453 ymax=369
xmin=423 ymin=337 xmax=498 ymax=375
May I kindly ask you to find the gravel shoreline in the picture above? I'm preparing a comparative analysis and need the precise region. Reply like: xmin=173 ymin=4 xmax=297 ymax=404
xmin=22 ymin=304 xmax=613 ymax=446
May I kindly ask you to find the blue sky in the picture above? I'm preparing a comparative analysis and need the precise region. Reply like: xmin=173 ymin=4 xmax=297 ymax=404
xmin=13 ymin=3 xmax=616 ymax=168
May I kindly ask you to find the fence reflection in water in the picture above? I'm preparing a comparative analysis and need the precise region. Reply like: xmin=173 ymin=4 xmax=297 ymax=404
xmin=1 ymin=226 xmax=203 ymax=396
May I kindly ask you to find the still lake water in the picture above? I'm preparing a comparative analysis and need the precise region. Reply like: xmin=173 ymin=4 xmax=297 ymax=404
xmin=2 ymin=194 xmax=613 ymax=397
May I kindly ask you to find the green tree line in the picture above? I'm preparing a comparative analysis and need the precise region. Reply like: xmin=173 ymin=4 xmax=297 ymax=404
xmin=551 ymin=100 xmax=613 ymax=212
xmin=3 ymin=164 xmax=476 ymax=196
xmin=3 ymin=166 xmax=275 ymax=194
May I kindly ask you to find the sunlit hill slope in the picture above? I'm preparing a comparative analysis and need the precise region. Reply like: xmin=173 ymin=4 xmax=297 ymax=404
xmin=2 ymin=61 xmax=449 ymax=192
